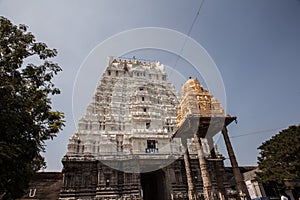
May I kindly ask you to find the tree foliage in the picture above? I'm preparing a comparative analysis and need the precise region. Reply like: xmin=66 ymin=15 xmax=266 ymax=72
xmin=256 ymin=125 xmax=300 ymax=187
xmin=0 ymin=16 xmax=64 ymax=199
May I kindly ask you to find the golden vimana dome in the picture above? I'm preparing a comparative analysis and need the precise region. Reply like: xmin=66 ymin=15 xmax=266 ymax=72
xmin=176 ymin=77 xmax=225 ymax=127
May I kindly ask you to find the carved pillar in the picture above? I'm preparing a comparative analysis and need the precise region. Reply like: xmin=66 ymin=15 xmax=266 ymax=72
xmin=222 ymin=127 xmax=250 ymax=200
xmin=207 ymin=137 xmax=227 ymax=200
xmin=194 ymin=134 xmax=214 ymax=200
xmin=183 ymin=138 xmax=198 ymax=200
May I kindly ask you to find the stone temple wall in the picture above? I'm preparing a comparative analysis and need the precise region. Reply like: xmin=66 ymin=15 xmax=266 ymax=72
xmin=60 ymin=157 xmax=232 ymax=200
xmin=17 ymin=172 xmax=63 ymax=200
xmin=19 ymin=166 xmax=255 ymax=199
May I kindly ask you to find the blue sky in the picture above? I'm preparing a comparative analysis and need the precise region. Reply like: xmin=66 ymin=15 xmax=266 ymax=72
xmin=1 ymin=0 xmax=300 ymax=170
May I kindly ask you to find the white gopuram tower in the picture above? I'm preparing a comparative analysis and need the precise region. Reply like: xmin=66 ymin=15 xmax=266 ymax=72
xmin=66 ymin=57 xmax=182 ymax=162
xmin=60 ymin=57 xmax=184 ymax=199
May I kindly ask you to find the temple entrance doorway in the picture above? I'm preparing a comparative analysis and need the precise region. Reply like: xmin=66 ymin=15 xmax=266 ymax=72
xmin=141 ymin=169 xmax=167 ymax=200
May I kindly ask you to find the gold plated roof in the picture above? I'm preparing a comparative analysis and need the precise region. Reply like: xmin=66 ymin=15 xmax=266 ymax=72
xmin=176 ymin=78 xmax=224 ymax=127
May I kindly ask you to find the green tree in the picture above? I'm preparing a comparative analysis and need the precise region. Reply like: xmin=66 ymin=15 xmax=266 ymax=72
xmin=256 ymin=125 xmax=300 ymax=188
xmin=0 ymin=16 xmax=64 ymax=199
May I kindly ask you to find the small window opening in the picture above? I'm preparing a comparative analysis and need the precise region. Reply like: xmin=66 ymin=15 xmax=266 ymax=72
xmin=146 ymin=122 xmax=150 ymax=129
xmin=106 ymin=178 xmax=110 ymax=187
xmin=147 ymin=140 xmax=156 ymax=149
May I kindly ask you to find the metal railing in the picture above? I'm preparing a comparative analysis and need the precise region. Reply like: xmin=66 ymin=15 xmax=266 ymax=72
xmin=145 ymin=148 xmax=158 ymax=153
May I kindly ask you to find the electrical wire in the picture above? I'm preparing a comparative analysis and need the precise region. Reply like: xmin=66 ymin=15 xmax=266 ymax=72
xmin=173 ymin=0 xmax=205 ymax=69
xmin=229 ymin=126 xmax=287 ymax=139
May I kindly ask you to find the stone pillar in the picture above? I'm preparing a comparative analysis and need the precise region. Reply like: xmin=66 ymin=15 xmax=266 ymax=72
xmin=207 ymin=137 xmax=227 ymax=200
xmin=222 ymin=127 xmax=250 ymax=200
xmin=194 ymin=134 xmax=214 ymax=200
xmin=183 ymin=143 xmax=198 ymax=200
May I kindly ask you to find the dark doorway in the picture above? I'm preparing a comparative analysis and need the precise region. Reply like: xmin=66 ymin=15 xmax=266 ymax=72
xmin=141 ymin=169 xmax=167 ymax=200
